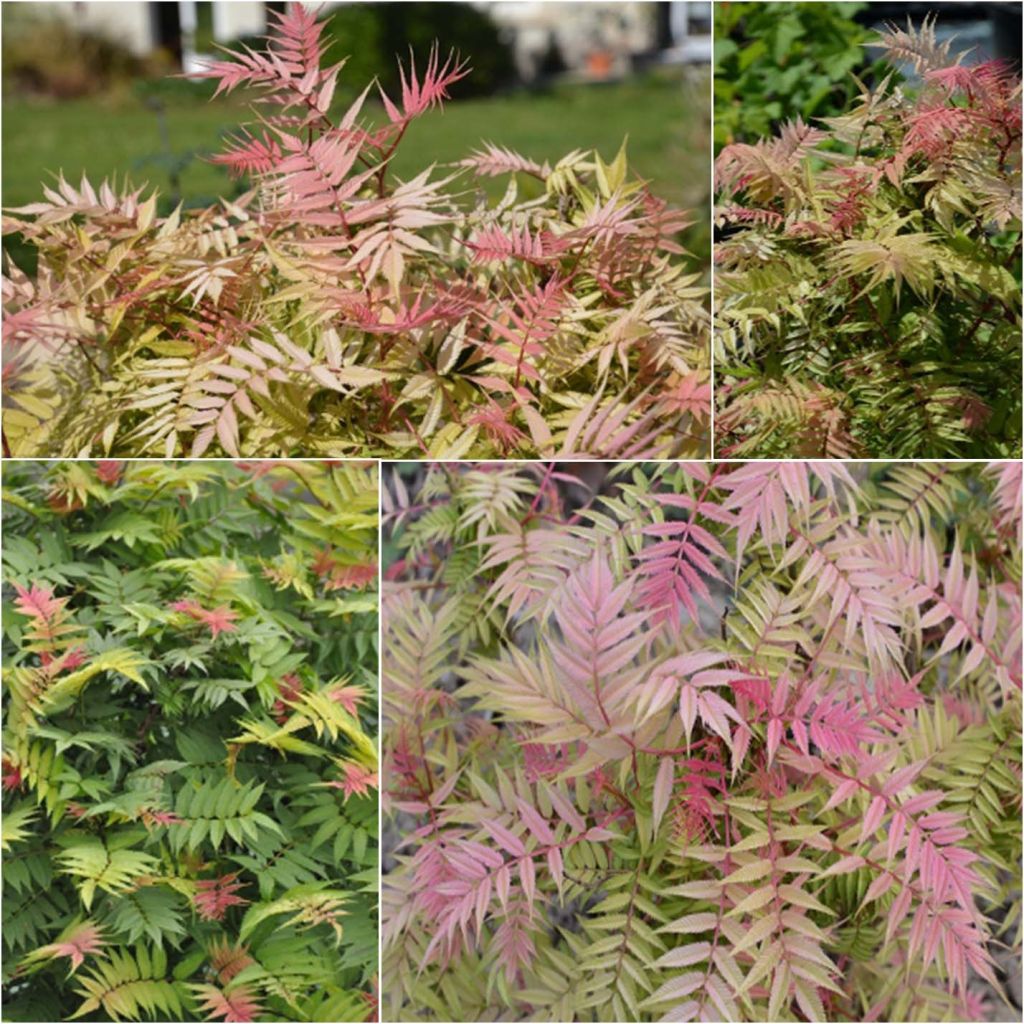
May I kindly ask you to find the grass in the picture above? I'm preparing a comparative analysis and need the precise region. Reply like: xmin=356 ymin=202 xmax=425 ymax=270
xmin=2 ymin=67 xmax=710 ymax=262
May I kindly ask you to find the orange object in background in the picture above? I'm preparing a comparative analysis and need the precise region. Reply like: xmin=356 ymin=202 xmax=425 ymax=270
xmin=586 ymin=49 xmax=613 ymax=78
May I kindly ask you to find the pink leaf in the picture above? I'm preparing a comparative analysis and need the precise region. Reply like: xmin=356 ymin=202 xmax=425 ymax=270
xmin=679 ymin=684 xmax=698 ymax=743
xmin=766 ymin=718 xmax=783 ymax=765
xmin=887 ymin=811 xmax=907 ymax=862
xmin=544 ymin=786 xmax=587 ymax=833
xmin=519 ymin=854 xmax=536 ymax=905
xmin=822 ymin=854 xmax=865 ymax=877
xmin=652 ymin=757 xmax=674 ymax=835
xmin=863 ymin=871 xmax=894 ymax=904
xmin=859 ymin=795 xmax=887 ymax=845
xmin=698 ymin=691 xmax=742 ymax=747
xmin=546 ymin=847 xmax=564 ymax=895
xmin=481 ymin=819 xmax=526 ymax=858
xmin=517 ymin=799 xmax=555 ymax=845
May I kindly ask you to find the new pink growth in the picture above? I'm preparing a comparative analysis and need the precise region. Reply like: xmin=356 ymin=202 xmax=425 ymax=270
xmin=328 ymin=762 xmax=379 ymax=800
xmin=272 ymin=672 xmax=304 ymax=723
xmin=40 ymin=645 xmax=87 ymax=673
xmin=34 ymin=920 xmax=106 ymax=973
xmin=328 ymin=683 xmax=368 ymax=717
xmin=14 ymin=583 xmax=66 ymax=623
xmin=170 ymin=600 xmax=239 ymax=638
xmin=193 ymin=872 xmax=249 ymax=921
xmin=466 ymin=401 xmax=526 ymax=453
xmin=192 ymin=983 xmax=263 ymax=1024
xmin=208 ymin=938 xmax=255 ymax=985
xmin=94 ymin=460 xmax=124 ymax=484
xmin=211 ymin=132 xmax=285 ymax=178
xmin=310 ymin=548 xmax=378 ymax=592
xmin=2 ymin=757 xmax=23 ymax=792
xmin=379 ymin=43 xmax=470 ymax=123
xmin=147 ymin=810 xmax=186 ymax=827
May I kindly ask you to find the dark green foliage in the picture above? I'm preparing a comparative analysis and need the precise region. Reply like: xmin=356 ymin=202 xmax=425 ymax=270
xmin=714 ymin=1 xmax=888 ymax=150
xmin=322 ymin=1 xmax=515 ymax=98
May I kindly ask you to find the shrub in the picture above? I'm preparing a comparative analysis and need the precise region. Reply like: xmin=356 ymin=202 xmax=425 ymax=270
xmin=715 ymin=19 xmax=1022 ymax=458
xmin=320 ymin=2 xmax=515 ymax=99
xmin=2 ymin=3 xmax=708 ymax=460
xmin=381 ymin=459 xmax=1022 ymax=1023
xmin=1 ymin=460 xmax=379 ymax=1023
xmin=713 ymin=2 xmax=887 ymax=151
xmin=0 ymin=6 xmax=153 ymax=99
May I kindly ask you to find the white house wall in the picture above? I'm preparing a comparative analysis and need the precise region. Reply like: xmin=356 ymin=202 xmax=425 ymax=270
xmin=472 ymin=1 xmax=659 ymax=79
xmin=211 ymin=1 xmax=267 ymax=43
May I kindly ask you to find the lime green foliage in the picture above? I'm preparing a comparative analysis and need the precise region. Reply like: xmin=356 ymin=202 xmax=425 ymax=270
xmin=715 ymin=19 xmax=1022 ymax=458
xmin=381 ymin=460 xmax=1021 ymax=1022
xmin=714 ymin=2 xmax=885 ymax=151
xmin=1 ymin=460 xmax=378 ymax=1022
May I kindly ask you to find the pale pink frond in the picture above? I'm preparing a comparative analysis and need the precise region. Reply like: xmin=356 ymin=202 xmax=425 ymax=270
xmin=23 ymin=919 xmax=106 ymax=974
xmin=193 ymin=872 xmax=249 ymax=921
xmin=459 ymin=142 xmax=550 ymax=179
xmin=380 ymin=44 xmax=470 ymax=124
xmin=191 ymin=982 xmax=264 ymax=1024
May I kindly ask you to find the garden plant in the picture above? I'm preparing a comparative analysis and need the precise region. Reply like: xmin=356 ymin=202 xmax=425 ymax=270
xmin=714 ymin=1 xmax=888 ymax=152
xmin=381 ymin=460 xmax=1021 ymax=1022
xmin=1 ymin=3 xmax=709 ymax=460
xmin=714 ymin=17 xmax=1022 ymax=458
xmin=1 ymin=460 xmax=379 ymax=1022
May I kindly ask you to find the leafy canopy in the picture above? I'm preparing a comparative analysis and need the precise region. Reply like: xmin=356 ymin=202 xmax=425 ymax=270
xmin=381 ymin=460 xmax=1021 ymax=1023
xmin=714 ymin=1 xmax=888 ymax=151
xmin=715 ymin=17 xmax=1022 ymax=458
xmin=2 ymin=2 xmax=708 ymax=460
xmin=1 ymin=460 xmax=378 ymax=1023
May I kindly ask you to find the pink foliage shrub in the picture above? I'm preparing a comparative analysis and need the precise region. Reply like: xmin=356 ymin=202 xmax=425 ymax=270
xmin=381 ymin=460 xmax=1022 ymax=1022
xmin=2 ymin=3 xmax=708 ymax=459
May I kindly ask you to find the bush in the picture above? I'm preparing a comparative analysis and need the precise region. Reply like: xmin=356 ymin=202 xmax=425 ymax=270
xmin=1 ymin=460 xmax=379 ymax=1023
xmin=320 ymin=2 xmax=516 ymax=99
xmin=2 ymin=4 xmax=708 ymax=460
xmin=0 ymin=7 xmax=156 ymax=99
xmin=714 ymin=1 xmax=888 ymax=151
xmin=381 ymin=459 xmax=1022 ymax=1023
xmin=714 ymin=18 xmax=1022 ymax=458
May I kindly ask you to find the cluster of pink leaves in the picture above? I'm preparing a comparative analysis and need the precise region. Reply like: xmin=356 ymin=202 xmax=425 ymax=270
xmin=383 ymin=460 xmax=1022 ymax=1018
xmin=23 ymin=919 xmax=107 ymax=974
xmin=3 ymin=2 xmax=705 ymax=459
xmin=327 ymin=761 xmax=379 ymax=801
xmin=193 ymin=872 xmax=250 ymax=922
xmin=188 ymin=938 xmax=264 ymax=1022
xmin=716 ymin=53 xmax=1022 ymax=237
xmin=169 ymin=599 xmax=240 ymax=639
xmin=192 ymin=983 xmax=263 ymax=1024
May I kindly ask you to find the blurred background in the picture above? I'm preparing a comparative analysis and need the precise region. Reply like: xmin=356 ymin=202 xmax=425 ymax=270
xmin=1 ymin=0 xmax=712 ymax=266
xmin=714 ymin=0 xmax=1023 ymax=151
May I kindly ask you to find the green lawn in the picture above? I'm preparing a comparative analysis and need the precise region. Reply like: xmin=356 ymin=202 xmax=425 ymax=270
xmin=2 ymin=68 xmax=710 ymax=262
